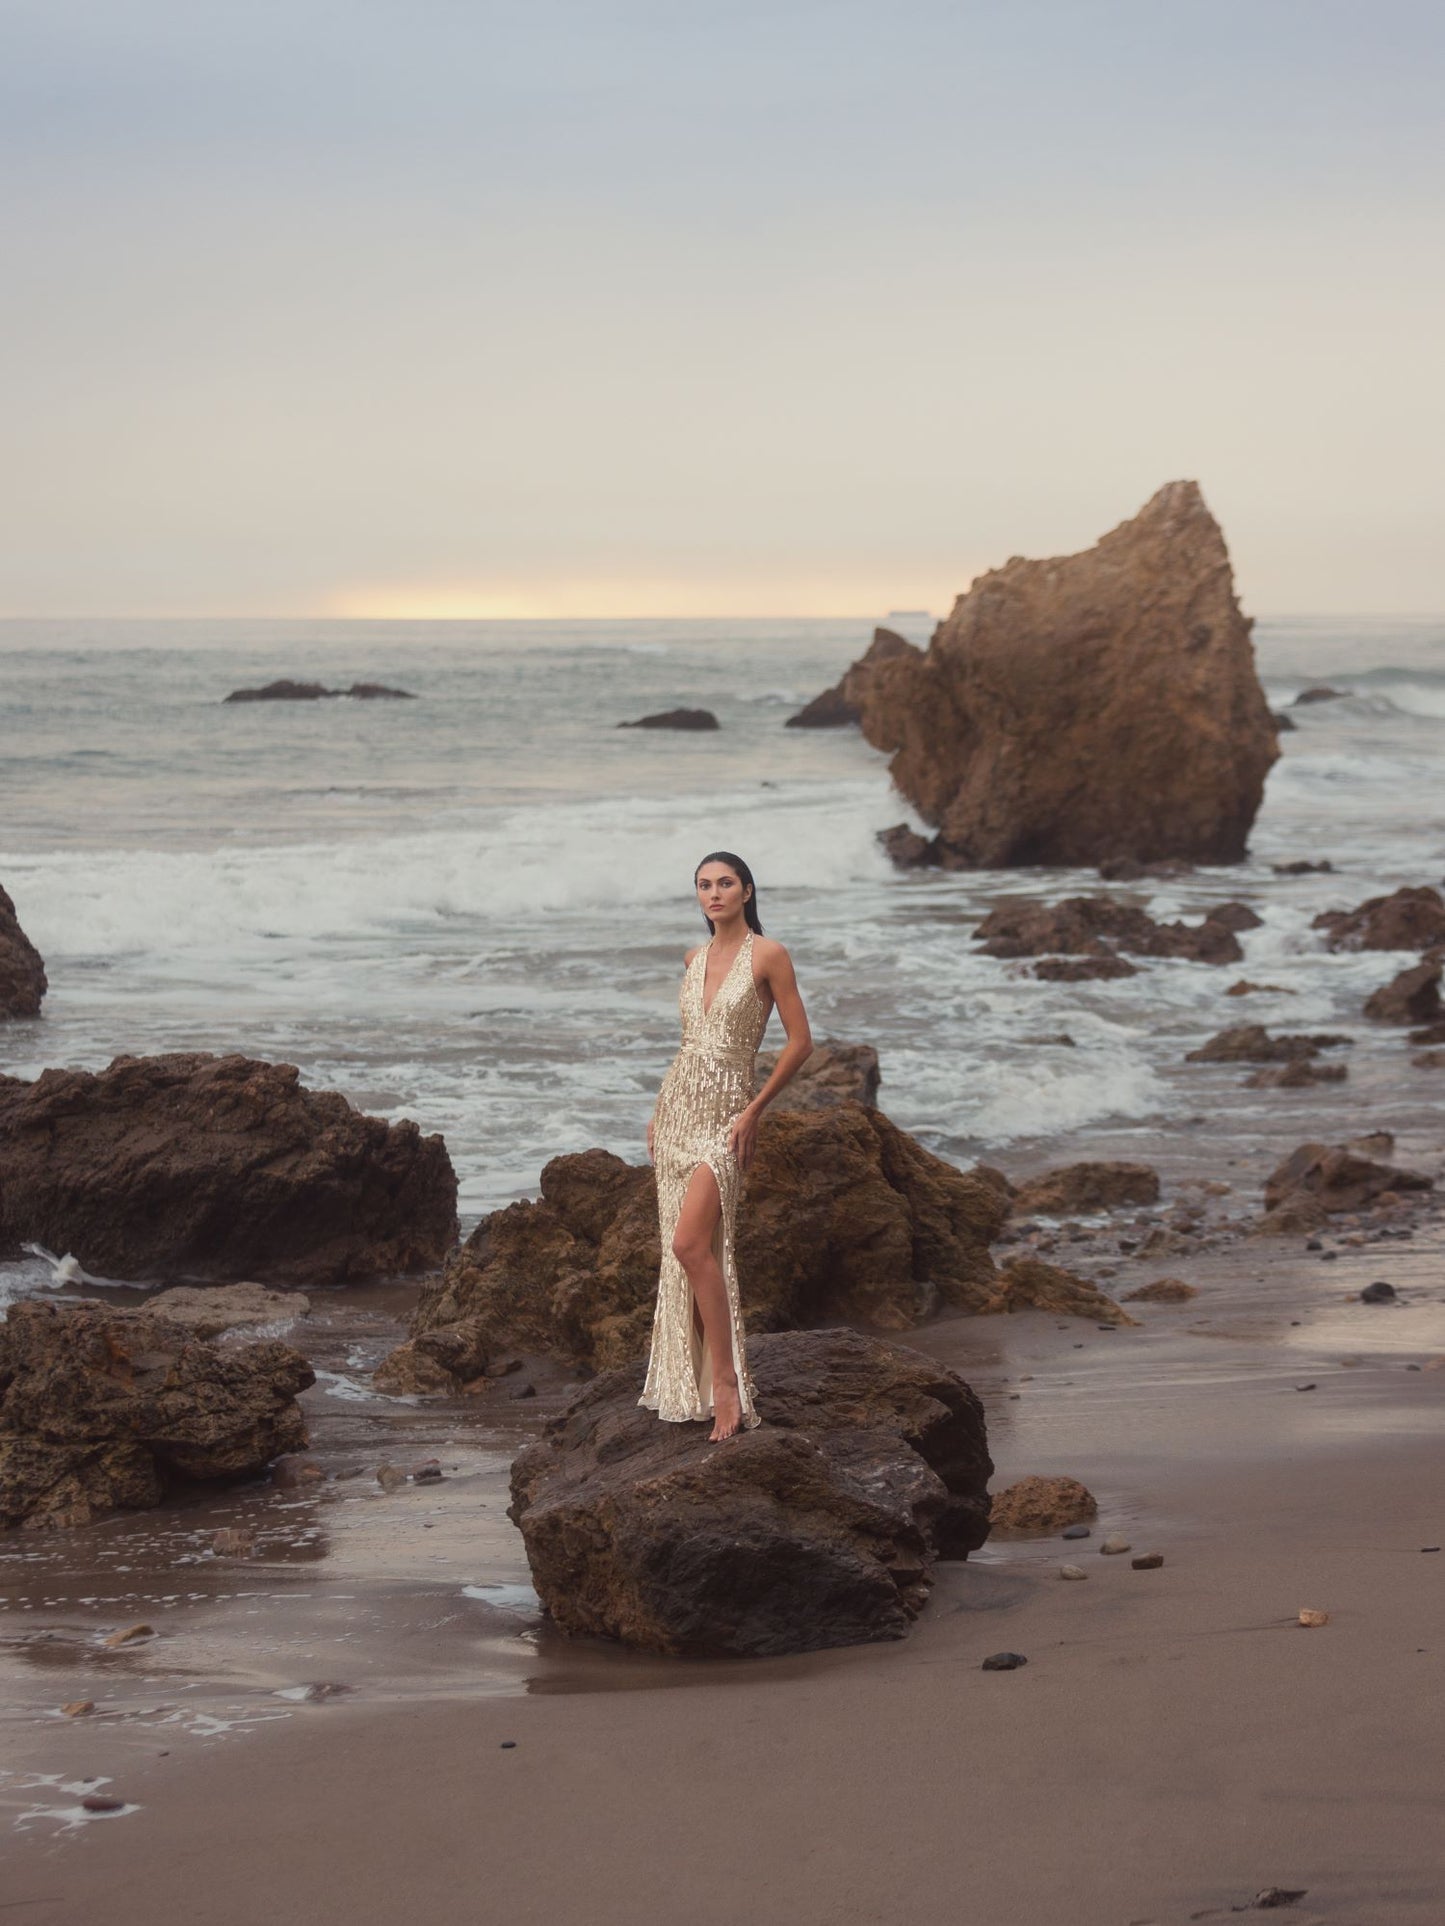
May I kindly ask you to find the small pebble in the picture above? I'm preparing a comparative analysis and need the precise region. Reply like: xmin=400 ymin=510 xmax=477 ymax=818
xmin=1099 ymin=1535 xmax=1131 ymax=1555
xmin=1360 ymin=1281 xmax=1397 ymax=1304
xmin=500 ymin=1740 xmax=518 ymax=1749
xmin=1297 ymin=1608 xmax=1330 ymax=1627
xmin=1131 ymin=1552 xmax=1164 ymax=1570
xmin=1295 ymin=1382 xmax=1317 ymax=1392
xmin=980 ymin=1651 xmax=1028 ymax=1671
xmin=61 ymin=1700 xmax=95 ymax=1718
xmin=1320 ymin=1251 xmax=1337 ymax=1262
xmin=1252 ymin=1887 xmax=1308 ymax=1909
xmin=102 ymin=1622 xmax=155 ymax=1648
xmin=1059 ymin=1564 xmax=1088 ymax=1581
xmin=1061 ymin=1523 xmax=1091 ymax=1540
xmin=412 ymin=1461 xmax=445 ymax=1484
xmin=80 ymin=1794 xmax=125 ymax=1813
xmin=1422 ymin=1546 xmax=1440 ymax=1554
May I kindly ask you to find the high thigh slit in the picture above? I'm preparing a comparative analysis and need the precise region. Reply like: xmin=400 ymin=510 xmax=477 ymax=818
xmin=641 ymin=929 xmax=767 ymax=1427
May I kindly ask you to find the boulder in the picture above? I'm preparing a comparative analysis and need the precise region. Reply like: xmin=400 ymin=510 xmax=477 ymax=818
xmin=1313 ymin=886 xmax=1445 ymax=953
xmin=1263 ymin=1142 xmax=1434 ymax=1217
xmin=1364 ymin=954 xmax=1442 ymax=1025
xmin=376 ymin=1106 xmax=1012 ymax=1392
xmin=617 ymin=709 xmax=718 ymax=731
xmin=0 ymin=1053 xmax=456 ymax=1283
xmin=0 ymin=1298 xmax=313 ymax=1529
xmin=1010 ymin=1161 xmax=1160 ymax=1216
xmin=989 ymin=1475 xmax=1097 ymax=1534
xmin=1186 ymin=1025 xmax=1351 ymax=1064
xmin=992 ymin=1257 xmax=1137 ymax=1325
xmin=507 ymin=1328 xmax=992 ymax=1657
xmin=144 ymin=1283 xmax=311 ymax=1338
xmin=973 ymin=896 xmax=1245 ymax=966
xmin=786 ymin=628 xmax=921 ymax=729
xmin=754 ymin=1038 xmax=880 ymax=1112
xmin=821 ymin=482 xmax=1277 ymax=867
xmin=0 ymin=885 xmax=47 ymax=1020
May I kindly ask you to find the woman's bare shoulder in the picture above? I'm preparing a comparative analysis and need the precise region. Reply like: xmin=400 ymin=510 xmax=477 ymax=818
xmin=683 ymin=944 xmax=703 ymax=967
xmin=752 ymin=936 xmax=793 ymax=969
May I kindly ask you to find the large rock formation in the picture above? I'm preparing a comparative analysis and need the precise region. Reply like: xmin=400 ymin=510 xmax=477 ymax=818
xmin=0 ymin=1053 xmax=457 ymax=1284
xmin=972 ymin=896 xmax=1251 ymax=967
xmin=0 ymin=1297 xmax=314 ymax=1529
xmin=0 ymin=885 xmax=47 ymax=1020
xmin=806 ymin=482 xmax=1278 ymax=867
xmin=375 ymin=1105 xmax=1013 ymax=1394
xmin=785 ymin=628 xmax=919 ymax=727
xmin=507 ymin=1328 xmax=992 ymax=1657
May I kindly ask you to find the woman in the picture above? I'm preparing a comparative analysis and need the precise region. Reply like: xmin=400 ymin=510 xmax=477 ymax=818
xmin=641 ymin=851 xmax=813 ymax=1441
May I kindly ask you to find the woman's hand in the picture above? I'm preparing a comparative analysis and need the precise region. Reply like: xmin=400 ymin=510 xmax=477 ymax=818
xmin=728 ymin=1102 xmax=762 ymax=1170
xmin=646 ymin=1115 xmax=655 ymax=1165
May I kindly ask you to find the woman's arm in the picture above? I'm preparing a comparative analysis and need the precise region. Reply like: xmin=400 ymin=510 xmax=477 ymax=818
xmin=728 ymin=940 xmax=813 ymax=1167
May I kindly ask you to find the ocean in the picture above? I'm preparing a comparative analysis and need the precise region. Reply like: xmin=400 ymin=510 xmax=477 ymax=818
xmin=3 ymin=611 xmax=1444 ymax=1304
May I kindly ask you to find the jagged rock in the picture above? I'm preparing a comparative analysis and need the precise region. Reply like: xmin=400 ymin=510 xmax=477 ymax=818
xmin=1032 ymin=954 xmax=1140 ymax=981
xmin=145 ymin=1283 xmax=311 ymax=1339
xmin=754 ymin=1039 xmax=880 ymax=1112
xmin=826 ymin=482 xmax=1277 ymax=867
xmin=1186 ymin=1025 xmax=1351 ymax=1064
xmin=1263 ymin=1142 xmax=1434 ymax=1218
xmin=617 ymin=709 xmax=719 ymax=731
xmin=1122 ymin=1278 xmax=1198 ymax=1304
xmin=507 ymin=1328 xmax=992 ymax=1657
xmin=1244 ymin=1061 xmax=1348 ymax=1088
xmin=375 ymin=1108 xmax=1013 ymax=1392
xmin=1272 ymin=859 xmax=1332 ymax=874
xmin=223 ymin=679 xmax=413 ymax=702
xmin=0 ymin=885 xmax=47 ymax=1020
xmin=992 ymin=1257 xmax=1137 ymax=1326
xmin=1253 ymin=1196 xmax=1330 ymax=1236
xmin=974 ymin=896 xmax=1245 ymax=966
xmin=786 ymin=628 xmax=919 ymax=727
xmin=0 ymin=1298 xmax=313 ymax=1529
xmin=0 ymin=1052 xmax=456 ymax=1283
xmin=876 ymin=824 xmax=937 ymax=868
xmin=1010 ymin=1161 xmax=1160 ymax=1216
xmin=1225 ymin=979 xmax=1291 ymax=997
xmin=1364 ymin=954 xmax=1442 ymax=1025
xmin=1272 ymin=712 xmax=1297 ymax=733
xmin=1313 ymin=886 xmax=1445 ymax=953
xmin=989 ymin=1475 xmax=1097 ymax=1534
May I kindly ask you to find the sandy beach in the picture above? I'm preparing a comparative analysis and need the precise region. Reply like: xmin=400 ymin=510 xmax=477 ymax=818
xmin=4 ymin=1212 xmax=1441 ymax=1926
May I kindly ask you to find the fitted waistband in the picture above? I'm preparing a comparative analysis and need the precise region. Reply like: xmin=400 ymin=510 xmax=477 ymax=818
xmin=676 ymin=1041 xmax=756 ymax=1073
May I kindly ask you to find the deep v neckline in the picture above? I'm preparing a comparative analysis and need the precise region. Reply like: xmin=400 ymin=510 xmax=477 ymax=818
xmin=699 ymin=933 xmax=749 ymax=1017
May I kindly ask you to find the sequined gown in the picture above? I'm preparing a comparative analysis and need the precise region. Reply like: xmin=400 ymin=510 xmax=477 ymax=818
xmin=640 ymin=930 xmax=768 ymax=1428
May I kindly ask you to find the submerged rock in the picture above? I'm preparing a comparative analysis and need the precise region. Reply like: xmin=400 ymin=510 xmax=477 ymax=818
xmin=974 ymin=896 xmax=1246 ymax=966
xmin=0 ymin=1052 xmax=456 ymax=1284
xmin=1313 ymin=885 xmax=1445 ymax=953
xmin=0 ymin=1298 xmax=313 ymax=1529
xmin=812 ymin=482 xmax=1277 ymax=868
xmin=376 ymin=1105 xmax=1012 ymax=1391
xmin=507 ymin=1328 xmax=992 ymax=1657
xmin=1009 ymin=1161 xmax=1160 ymax=1217
xmin=0 ymin=884 xmax=47 ymax=1020
xmin=1186 ymin=1024 xmax=1352 ymax=1064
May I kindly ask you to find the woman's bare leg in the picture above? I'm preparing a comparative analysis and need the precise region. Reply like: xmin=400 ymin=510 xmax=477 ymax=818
xmin=670 ymin=1163 xmax=743 ymax=1442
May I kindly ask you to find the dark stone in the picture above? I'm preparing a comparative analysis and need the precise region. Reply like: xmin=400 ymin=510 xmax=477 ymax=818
xmin=1360 ymin=1281 xmax=1397 ymax=1303
xmin=1130 ymin=1552 xmax=1164 ymax=1569
xmin=1292 ymin=685 xmax=1344 ymax=704
xmin=980 ymin=1651 xmax=1027 ymax=1671
xmin=1061 ymin=1523 xmax=1091 ymax=1540
xmin=1271 ymin=858 xmax=1331 ymax=874
xmin=617 ymin=709 xmax=719 ymax=731
xmin=877 ymin=824 xmax=938 ymax=868
xmin=0 ymin=884 xmax=47 ymax=1020
xmin=507 ymin=1328 xmax=993 ymax=1658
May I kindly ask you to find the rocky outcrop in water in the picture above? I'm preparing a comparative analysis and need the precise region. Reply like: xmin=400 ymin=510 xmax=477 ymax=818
xmin=1363 ymin=954 xmax=1442 ymax=1024
xmin=973 ymin=895 xmax=1250 ymax=967
xmin=1185 ymin=1025 xmax=1352 ymax=1064
xmin=804 ymin=482 xmax=1278 ymax=867
xmin=785 ymin=628 xmax=919 ymax=728
xmin=375 ymin=1106 xmax=1013 ymax=1394
xmin=617 ymin=709 xmax=718 ymax=731
xmin=507 ymin=1327 xmax=992 ymax=1657
xmin=754 ymin=1039 xmax=880 ymax=1111
xmin=224 ymin=680 xmax=414 ymax=702
xmin=0 ymin=1298 xmax=314 ymax=1529
xmin=0 ymin=885 xmax=47 ymax=1020
xmin=1313 ymin=886 xmax=1445 ymax=953
xmin=0 ymin=1053 xmax=456 ymax=1284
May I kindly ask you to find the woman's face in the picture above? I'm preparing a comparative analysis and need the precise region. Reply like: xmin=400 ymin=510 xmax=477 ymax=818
xmin=696 ymin=864 xmax=748 ymax=925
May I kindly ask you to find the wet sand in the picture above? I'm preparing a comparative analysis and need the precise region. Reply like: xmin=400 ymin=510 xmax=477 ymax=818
xmin=3 ymin=1211 xmax=1443 ymax=1924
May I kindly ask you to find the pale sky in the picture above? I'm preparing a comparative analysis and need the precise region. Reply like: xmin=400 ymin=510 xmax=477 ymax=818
xmin=3 ymin=0 xmax=1443 ymax=618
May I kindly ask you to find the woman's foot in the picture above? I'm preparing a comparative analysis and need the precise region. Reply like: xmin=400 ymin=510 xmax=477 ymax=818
xmin=709 ymin=1376 xmax=743 ymax=1442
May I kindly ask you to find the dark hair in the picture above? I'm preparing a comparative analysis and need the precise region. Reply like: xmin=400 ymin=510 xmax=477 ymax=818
xmin=694 ymin=850 xmax=764 ymax=935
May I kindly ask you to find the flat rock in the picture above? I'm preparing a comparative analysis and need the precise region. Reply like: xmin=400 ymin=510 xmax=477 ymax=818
xmin=616 ymin=708 xmax=718 ymax=731
xmin=0 ymin=1299 xmax=313 ymax=1530
xmin=376 ymin=1106 xmax=1012 ymax=1391
xmin=1010 ymin=1161 xmax=1160 ymax=1216
xmin=989 ymin=1474 xmax=1097 ymax=1534
xmin=828 ymin=482 xmax=1277 ymax=867
xmin=0 ymin=884 xmax=47 ymax=1020
xmin=1131 ymin=1552 xmax=1164 ymax=1569
xmin=146 ymin=1283 xmax=310 ymax=1338
xmin=508 ymin=1329 xmax=992 ymax=1658
xmin=0 ymin=1052 xmax=456 ymax=1284
xmin=1313 ymin=885 xmax=1445 ymax=952
xmin=975 ymin=895 xmax=1244 ymax=966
